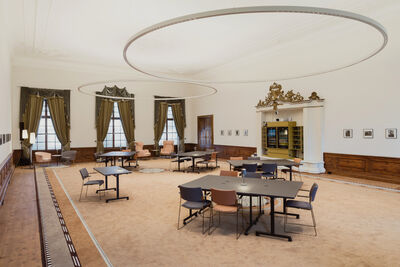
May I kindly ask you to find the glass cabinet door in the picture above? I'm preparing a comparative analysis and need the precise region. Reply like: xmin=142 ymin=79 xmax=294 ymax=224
xmin=267 ymin=128 xmax=277 ymax=148
xmin=278 ymin=127 xmax=289 ymax=149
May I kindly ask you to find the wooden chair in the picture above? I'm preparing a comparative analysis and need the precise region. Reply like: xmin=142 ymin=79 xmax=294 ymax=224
xmin=220 ymin=170 xmax=239 ymax=177
xmin=209 ymin=188 xmax=244 ymax=239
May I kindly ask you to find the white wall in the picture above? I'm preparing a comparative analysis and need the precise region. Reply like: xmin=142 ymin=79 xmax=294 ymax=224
xmin=188 ymin=6 xmax=400 ymax=158
xmin=0 ymin=0 xmax=12 ymax=162
xmin=11 ymin=60 xmax=193 ymax=150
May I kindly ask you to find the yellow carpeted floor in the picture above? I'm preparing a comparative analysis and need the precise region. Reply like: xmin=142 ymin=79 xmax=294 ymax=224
xmin=50 ymin=159 xmax=400 ymax=267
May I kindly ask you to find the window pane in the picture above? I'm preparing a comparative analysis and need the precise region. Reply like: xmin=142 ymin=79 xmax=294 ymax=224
xmin=37 ymin=143 xmax=45 ymax=150
xmin=33 ymin=100 xmax=62 ymax=150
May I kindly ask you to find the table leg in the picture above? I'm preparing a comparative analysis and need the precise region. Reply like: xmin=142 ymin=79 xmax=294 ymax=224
xmin=96 ymin=175 xmax=116 ymax=193
xmin=290 ymin=166 xmax=292 ymax=181
xmin=178 ymin=156 xmax=181 ymax=171
xmin=192 ymin=157 xmax=195 ymax=173
xmin=106 ymin=174 xmax=129 ymax=202
xmin=256 ymin=197 xmax=293 ymax=241
xmin=121 ymin=157 xmax=124 ymax=168
xmin=275 ymin=198 xmax=300 ymax=218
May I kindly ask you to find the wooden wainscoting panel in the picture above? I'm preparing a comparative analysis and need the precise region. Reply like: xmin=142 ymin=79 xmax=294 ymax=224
xmin=214 ymin=144 xmax=257 ymax=160
xmin=324 ymin=153 xmax=400 ymax=184
xmin=0 ymin=154 xmax=15 ymax=205
xmin=337 ymin=158 xmax=366 ymax=171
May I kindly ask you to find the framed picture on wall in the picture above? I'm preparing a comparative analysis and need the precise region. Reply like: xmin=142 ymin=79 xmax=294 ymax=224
xmin=363 ymin=129 xmax=374 ymax=139
xmin=227 ymin=130 xmax=232 ymax=136
xmin=385 ymin=128 xmax=397 ymax=139
xmin=243 ymin=129 xmax=248 ymax=136
xmin=235 ymin=130 xmax=240 ymax=136
xmin=343 ymin=129 xmax=353 ymax=138
xmin=220 ymin=130 xmax=224 ymax=136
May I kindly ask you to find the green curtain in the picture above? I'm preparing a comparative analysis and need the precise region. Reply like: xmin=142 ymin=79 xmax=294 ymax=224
xmin=154 ymin=102 xmax=168 ymax=150
xmin=171 ymin=103 xmax=185 ymax=152
xmin=96 ymin=99 xmax=113 ymax=153
xmin=118 ymin=101 xmax=135 ymax=150
xmin=22 ymin=95 xmax=44 ymax=159
xmin=48 ymin=96 xmax=70 ymax=151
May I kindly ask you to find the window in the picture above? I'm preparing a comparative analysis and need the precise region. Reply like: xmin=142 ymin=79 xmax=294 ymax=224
xmin=104 ymin=102 xmax=127 ymax=148
xmin=159 ymin=106 xmax=179 ymax=146
xmin=32 ymin=100 xmax=62 ymax=150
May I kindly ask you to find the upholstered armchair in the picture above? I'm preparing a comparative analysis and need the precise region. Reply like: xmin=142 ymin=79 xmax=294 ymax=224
xmin=35 ymin=152 xmax=52 ymax=164
xmin=160 ymin=140 xmax=174 ymax=157
xmin=135 ymin=141 xmax=151 ymax=158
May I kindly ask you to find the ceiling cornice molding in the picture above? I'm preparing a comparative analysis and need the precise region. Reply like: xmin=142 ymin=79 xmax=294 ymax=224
xmin=11 ymin=56 xmax=144 ymax=76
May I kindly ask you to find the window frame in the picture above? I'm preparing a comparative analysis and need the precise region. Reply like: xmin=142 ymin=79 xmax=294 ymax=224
xmin=159 ymin=105 xmax=179 ymax=146
xmin=104 ymin=102 xmax=127 ymax=149
xmin=32 ymin=99 xmax=62 ymax=151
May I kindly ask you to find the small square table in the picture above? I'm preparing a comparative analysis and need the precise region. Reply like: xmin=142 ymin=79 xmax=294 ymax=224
xmin=93 ymin=166 xmax=131 ymax=203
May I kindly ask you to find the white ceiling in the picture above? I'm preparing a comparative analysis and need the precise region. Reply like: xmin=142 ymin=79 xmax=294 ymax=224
xmin=5 ymin=0 xmax=400 ymax=80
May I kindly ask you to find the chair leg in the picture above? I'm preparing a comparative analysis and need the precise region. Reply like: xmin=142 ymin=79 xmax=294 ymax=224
xmin=86 ymin=184 xmax=89 ymax=197
xmin=98 ymin=184 xmax=101 ymax=200
xmin=284 ymin=206 xmax=288 ymax=233
xmin=311 ymin=208 xmax=317 ymax=236
xmin=177 ymin=198 xmax=182 ymax=230
xmin=236 ymin=210 xmax=239 ymax=239
xmin=79 ymin=185 xmax=84 ymax=201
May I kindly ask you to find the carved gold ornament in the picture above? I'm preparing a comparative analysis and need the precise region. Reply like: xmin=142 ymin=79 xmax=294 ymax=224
xmin=256 ymin=83 xmax=323 ymax=112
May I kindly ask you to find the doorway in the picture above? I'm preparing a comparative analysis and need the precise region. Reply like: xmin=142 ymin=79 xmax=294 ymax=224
xmin=197 ymin=115 xmax=213 ymax=150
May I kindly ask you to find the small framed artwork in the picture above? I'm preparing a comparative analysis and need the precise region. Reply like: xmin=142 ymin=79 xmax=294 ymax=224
xmin=385 ymin=128 xmax=397 ymax=139
xmin=235 ymin=130 xmax=240 ymax=136
xmin=363 ymin=129 xmax=374 ymax=139
xmin=227 ymin=130 xmax=232 ymax=136
xmin=243 ymin=129 xmax=248 ymax=136
xmin=220 ymin=130 xmax=225 ymax=136
xmin=343 ymin=129 xmax=353 ymax=138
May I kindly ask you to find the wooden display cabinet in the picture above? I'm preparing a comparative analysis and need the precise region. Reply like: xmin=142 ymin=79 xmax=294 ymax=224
xmin=262 ymin=121 xmax=303 ymax=159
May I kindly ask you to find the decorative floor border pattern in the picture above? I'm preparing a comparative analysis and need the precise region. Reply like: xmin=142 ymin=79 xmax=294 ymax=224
xmin=42 ymin=168 xmax=81 ymax=267
xmin=52 ymin=168 xmax=113 ymax=267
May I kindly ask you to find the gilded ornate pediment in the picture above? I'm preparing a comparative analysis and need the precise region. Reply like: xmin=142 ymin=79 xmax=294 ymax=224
xmin=256 ymin=82 xmax=323 ymax=111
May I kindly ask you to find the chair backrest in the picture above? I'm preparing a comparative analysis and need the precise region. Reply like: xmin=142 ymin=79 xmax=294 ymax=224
xmin=245 ymin=172 xmax=262 ymax=179
xmin=247 ymin=156 xmax=260 ymax=160
xmin=122 ymin=149 xmax=131 ymax=152
xmin=294 ymin=158 xmax=302 ymax=164
xmin=79 ymin=168 xmax=89 ymax=179
xmin=211 ymin=152 xmax=217 ymax=160
xmin=261 ymin=163 xmax=277 ymax=173
xmin=135 ymin=141 xmax=144 ymax=151
xmin=179 ymin=186 xmax=203 ymax=202
xmin=220 ymin=170 xmax=239 ymax=177
xmin=309 ymin=183 xmax=318 ymax=202
xmin=230 ymin=156 xmax=243 ymax=160
xmin=62 ymin=150 xmax=77 ymax=160
xmin=242 ymin=163 xmax=258 ymax=172
xmin=162 ymin=140 xmax=174 ymax=153
xmin=211 ymin=188 xmax=237 ymax=206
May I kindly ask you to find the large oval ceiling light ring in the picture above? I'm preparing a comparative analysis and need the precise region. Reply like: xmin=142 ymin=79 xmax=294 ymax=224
xmin=123 ymin=6 xmax=388 ymax=84
xmin=77 ymin=79 xmax=217 ymax=101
